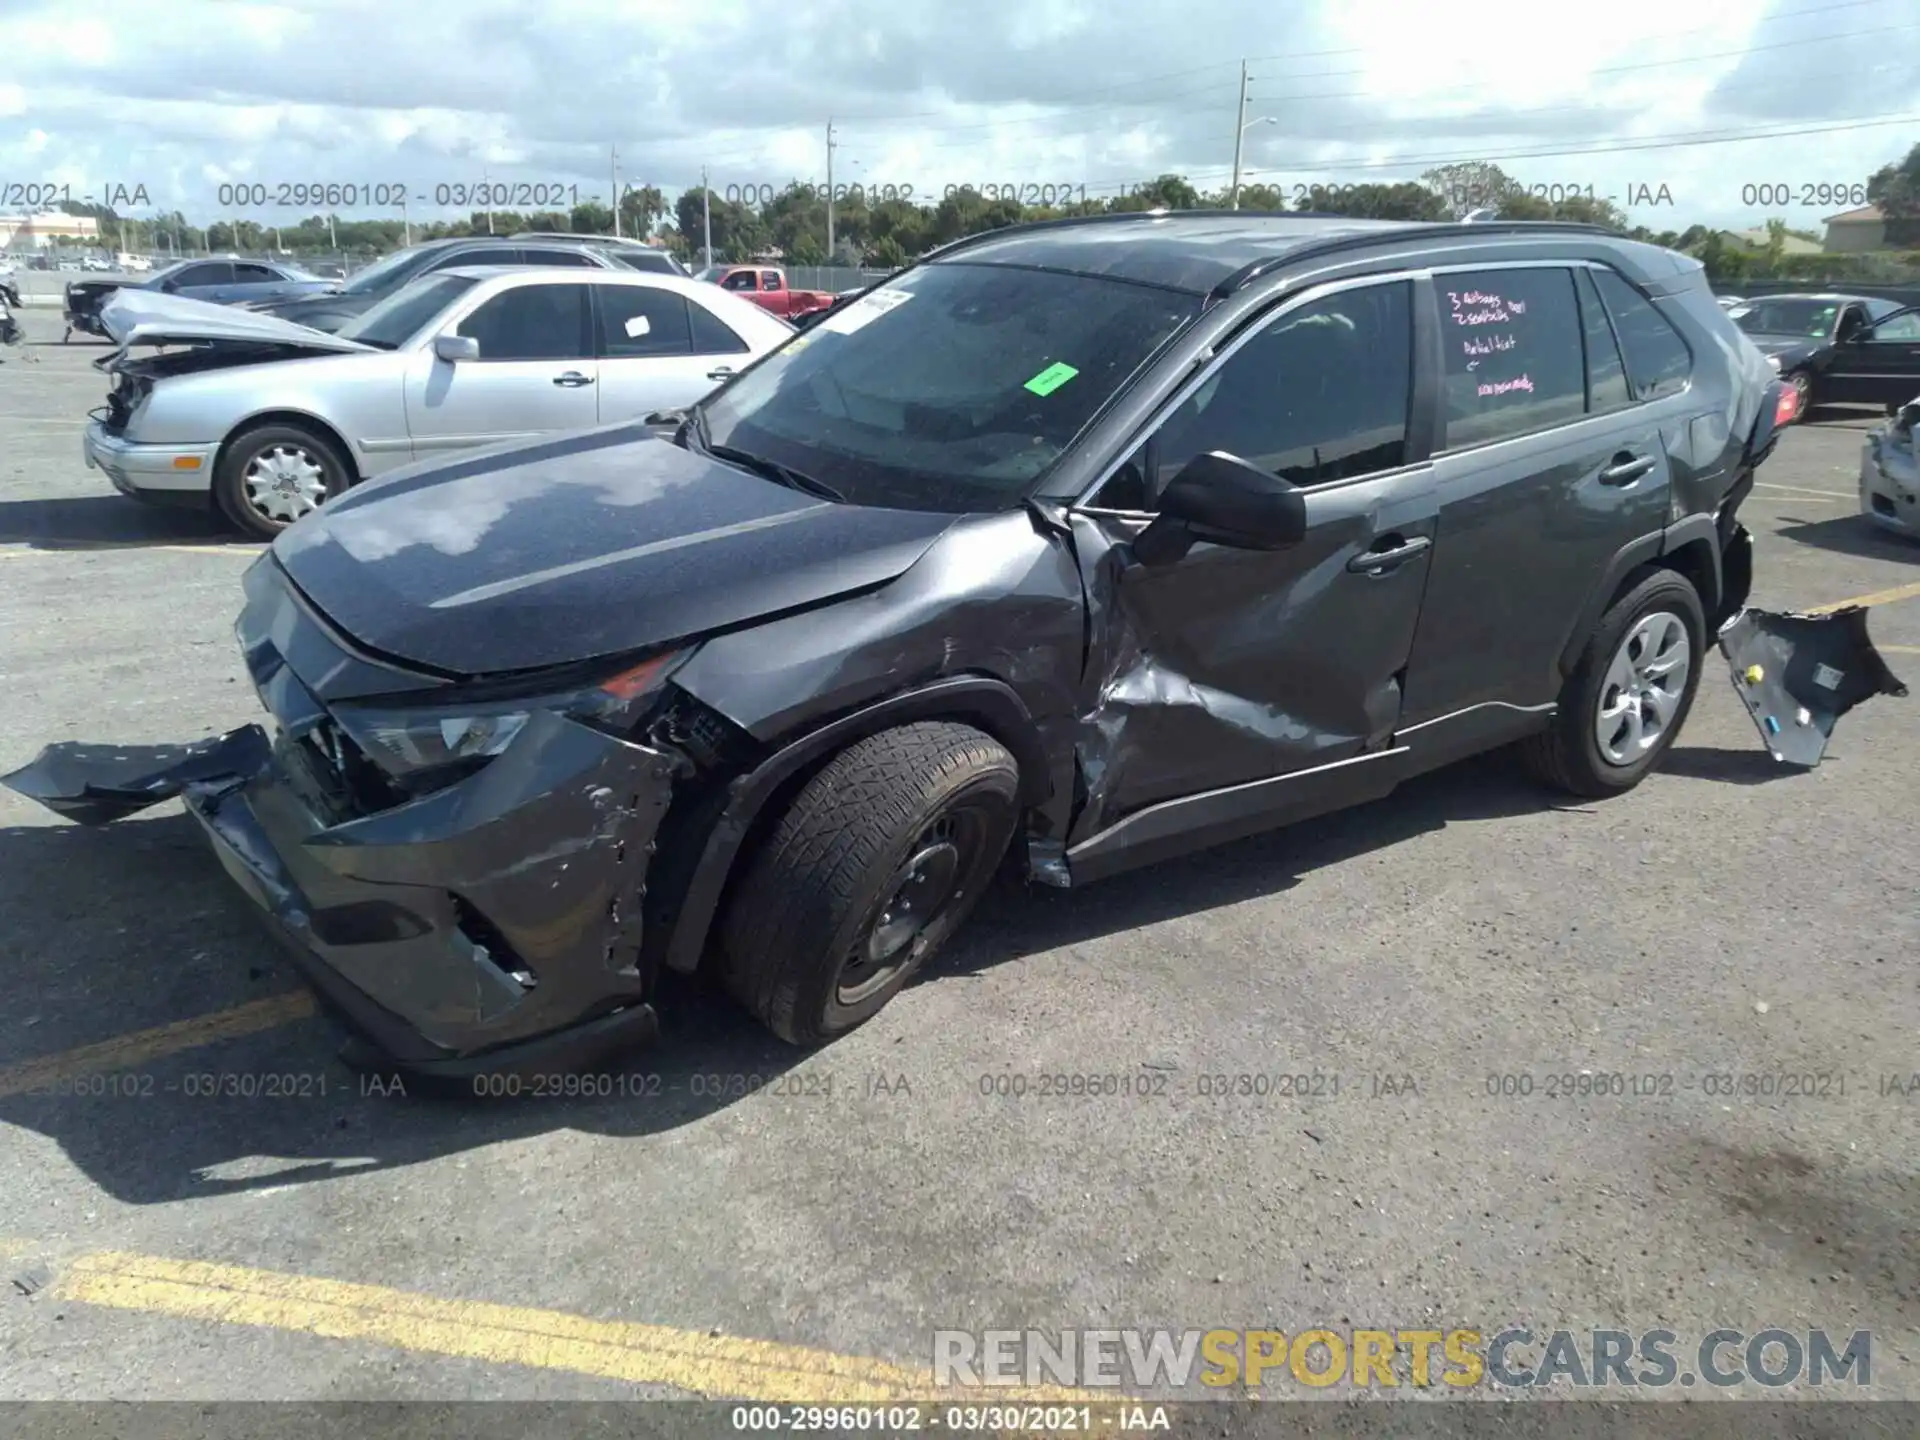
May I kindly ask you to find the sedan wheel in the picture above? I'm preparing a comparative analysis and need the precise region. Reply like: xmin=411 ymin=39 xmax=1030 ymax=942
xmin=242 ymin=443 xmax=330 ymax=525
xmin=1784 ymin=368 xmax=1812 ymax=422
xmin=1593 ymin=610 xmax=1692 ymax=767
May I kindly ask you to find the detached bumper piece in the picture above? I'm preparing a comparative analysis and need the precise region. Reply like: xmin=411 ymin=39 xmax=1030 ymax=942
xmin=1717 ymin=606 xmax=1908 ymax=767
xmin=2 ymin=712 xmax=674 ymax=1078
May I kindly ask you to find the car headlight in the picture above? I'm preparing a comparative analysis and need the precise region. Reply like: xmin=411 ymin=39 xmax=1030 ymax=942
xmin=328 ymin=647 xmax=691 ymax=780
xmin=1766 ymin=354 xmax=1782 ymax=371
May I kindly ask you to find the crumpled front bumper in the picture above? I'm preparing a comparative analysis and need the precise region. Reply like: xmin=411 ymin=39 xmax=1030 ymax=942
xmin=1860 ymin=430 xmax=1920 ymax=540
xmin=3 ymin=710 xmax=677 ymax=1076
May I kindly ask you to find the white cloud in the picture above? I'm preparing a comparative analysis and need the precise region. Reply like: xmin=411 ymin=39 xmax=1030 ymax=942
xmin=3 ymin=0 xmax=1915 ymax=230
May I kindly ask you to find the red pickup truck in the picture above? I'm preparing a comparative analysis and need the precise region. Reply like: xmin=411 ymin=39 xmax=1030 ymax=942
xmin=699 ymin=265 xmax=836 ymax=321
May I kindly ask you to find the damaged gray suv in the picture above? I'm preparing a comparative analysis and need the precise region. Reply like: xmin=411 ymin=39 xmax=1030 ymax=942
xmin=6 ymin=214 xmax=1793 ymax=1076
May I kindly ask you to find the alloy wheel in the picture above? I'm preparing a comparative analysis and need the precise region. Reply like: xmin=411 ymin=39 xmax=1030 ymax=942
xmin=1594 ymin=610 xmax=1692 ymax=766
xmin=241 ymin=443 xmax=329 ymax=525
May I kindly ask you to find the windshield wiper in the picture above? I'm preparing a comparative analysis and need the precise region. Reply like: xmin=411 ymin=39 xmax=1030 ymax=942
xmin=692 ymin=415 xmax=843 ymax=501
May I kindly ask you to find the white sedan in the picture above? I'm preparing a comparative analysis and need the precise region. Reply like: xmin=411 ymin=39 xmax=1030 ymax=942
xmin=83 ymin=267 xmax=794 ymax=537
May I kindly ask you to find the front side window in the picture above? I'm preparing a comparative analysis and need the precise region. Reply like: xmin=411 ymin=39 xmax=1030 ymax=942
xmin=1152 ymin=281 xmax=1414 ymax=495
xmin=1728 ymin=296 xmax=1839 ymax=340
xmin=1869 ymin=307 xmax=1920 ymax=341
xmin=698 ymin=261 xmax=1200 ymax=513
xmin=338 ymin=273 xmax=480 ymax=349
xmin=598 ymin=286 xmax=693 ymax=358
xmin=1441 ymin=268 xmax=1585 ymax=449
xmin=1592 ymin=269 xmax=1692 ymax=401
xmin=457 ymin=283 xmax=592 ymax=361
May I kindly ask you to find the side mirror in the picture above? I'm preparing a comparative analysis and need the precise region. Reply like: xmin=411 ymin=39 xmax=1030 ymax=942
xmin=158 ymin=277 xmax=179 ymax=293
xmin=434 ymin=333 xmax=480 ymax=363
xmin=1132 ymin=451 xmax=1307 ymax=567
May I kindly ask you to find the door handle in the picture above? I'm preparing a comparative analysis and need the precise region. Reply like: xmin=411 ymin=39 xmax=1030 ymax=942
xmin=552 ymin=371 xmax=594 ymax=387
xmin=1347 ymin=535 xmax=1431 ymax=573
xmin=1600 ymin=452 xmax=1657 ymax=486
xmin=706 ymin=366 xmax=736 ymax=381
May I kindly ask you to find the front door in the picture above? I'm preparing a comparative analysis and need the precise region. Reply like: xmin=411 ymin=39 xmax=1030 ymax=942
xmin=1399 ymin=264 xmax=1679 ymax=734
xmin=403 ymin=280 xmax=599 ymax=455
xmin=1824 ymin=305 xmax=1920 ymax=408
xmin=1067 ymin=277 xmax=1437 ymax=847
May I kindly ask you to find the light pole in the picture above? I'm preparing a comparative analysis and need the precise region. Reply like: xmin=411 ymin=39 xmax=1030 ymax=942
xmin=1230 ymin=116 xmax=1278 ymax=210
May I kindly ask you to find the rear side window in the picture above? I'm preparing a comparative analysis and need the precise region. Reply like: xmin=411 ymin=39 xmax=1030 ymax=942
xmin=688 ymin=301 xmax=749 ymax=354
xmin=1592 ymin=269 xmax=1691 ymax=401
xmin=597 ymin=286 xmax=693 ymax=358
xmin=522 ymin=247 xmax=601 ymax=268
xmin=612 ymin=251 xmax=680 ymax=275
xmin=1576 ymin=269 xmax=1632 ymax=415
xmin=1440 ymin=268 xmax=1585 ymax=448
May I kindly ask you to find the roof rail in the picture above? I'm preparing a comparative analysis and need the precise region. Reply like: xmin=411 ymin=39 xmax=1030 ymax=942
xmin=1206 ymin=219 xmax=1617 ymax=299
xmin=921 ymin=206 xmax=1232 ymax=262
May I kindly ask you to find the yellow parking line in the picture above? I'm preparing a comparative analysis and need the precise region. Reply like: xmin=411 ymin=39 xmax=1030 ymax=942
xmin=1881 ymin=644 xmax=1920 ymax=655
xmin=53 ymin=1252 xmax=1104 ymax=1407
xmin=0 ymin=993 xmax=317 ymax=1099
xmin=1803 ymin=579 xmax=1920 ymax=614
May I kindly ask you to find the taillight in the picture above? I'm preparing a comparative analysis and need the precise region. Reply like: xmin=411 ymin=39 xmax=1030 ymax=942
xmin=1774 ymin=383 xmax=1800 ymax=428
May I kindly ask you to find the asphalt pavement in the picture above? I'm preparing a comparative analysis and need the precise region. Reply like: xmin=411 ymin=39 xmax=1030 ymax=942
xmin=0 ymin=305 xmax=1915 ymax=1412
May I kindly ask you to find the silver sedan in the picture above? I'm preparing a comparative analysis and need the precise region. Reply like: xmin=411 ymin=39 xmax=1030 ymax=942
xmin=84 ymin=266 xmax=794 ymax=537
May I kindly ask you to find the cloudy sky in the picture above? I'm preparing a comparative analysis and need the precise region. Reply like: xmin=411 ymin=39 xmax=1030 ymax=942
xmin=4 ymin=0 xmax=1917 ymax=234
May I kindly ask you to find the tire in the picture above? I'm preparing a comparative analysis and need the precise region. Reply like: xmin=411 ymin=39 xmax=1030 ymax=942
xmin=1783 ymin=368 xmax=1812 ymax=423
xmin=214 ymin=422 xmax=351 ymax=540
xmin=720 ymin=721 xmax=1020 ymax=1046
xmin=1520 ymin=568 xmax=1706 ymax=798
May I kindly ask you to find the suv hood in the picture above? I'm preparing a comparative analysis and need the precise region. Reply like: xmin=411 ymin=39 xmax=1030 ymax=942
xmin=100 ymin=288 xmax=374 ymax=355
xmin=271 ymin=425 xmax=960 ymax=676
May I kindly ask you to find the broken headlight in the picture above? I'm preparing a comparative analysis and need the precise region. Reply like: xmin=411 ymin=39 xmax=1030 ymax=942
xmin=328 ymin=648 xmax=692 ymax=781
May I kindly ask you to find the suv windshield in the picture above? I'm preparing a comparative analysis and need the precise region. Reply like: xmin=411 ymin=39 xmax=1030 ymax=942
xmin=1730 ymin=298 xmax=1842 ymax=338
xmin=339 ymin=245 xmax=439 ymax=298
xmin=336 ymin=273 xmax=479 ymax=348
xmin=696 ymin=262 xmax=1199 ymax=513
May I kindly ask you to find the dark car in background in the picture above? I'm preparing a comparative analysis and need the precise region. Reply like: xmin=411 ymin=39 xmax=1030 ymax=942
xmin=62 ymin=257 xmax=332 ymax=340
xmin=1726 ymin=292 xmax=1920 ymax=419
xmin=7 ymin=214 xmax=1785 ymax=1078
xmin=249 ymin=235 xmax=688 ymax=333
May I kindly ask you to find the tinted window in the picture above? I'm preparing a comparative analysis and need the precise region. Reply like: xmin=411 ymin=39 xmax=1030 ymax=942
xmin=432 ymin=248 xmax=522 ymax=273
xmin=1872 ymin=308 xmax=1920 ymax=341
xmin=338 ymin=273 xmax=481 ymax=349
xmin=1441 ymin=269 xmax=1585 ymax=448
xmin=700 ymin=262 xmax=1199 ymax=513
xmin=1153 ymin=282 xmax=1413 ymax=493
xmin=173 ymin=262 xmax=232 ymax=287
xmin=1592 ymin=270 xmax=1692 ymax=401
xmin=1729 ymin=296 xmax=1840 ymax=339
xmin=340 ymin=246 xmax=438 ymax=296
xmin=1576 ymin=269 xmax=1632 ymax=415
xmin=233 ymin=262 xmax=277 ymax=281
xmin=762 ymin=271 xmax=784 ymax=291
xmin=522 ymin=247 xmax=601 ymax=269
xmin=722 ymin=270 xmax=757 ymax=291
xmin=688 ymin=300 xmax=749 ymax=354
xmin=598 ymin=286 xmax=692 ymax=358
xmin=612 ymin=251 xmax=681 ymax=274
xmin=457 ymin=283 xmax=592 ymax=360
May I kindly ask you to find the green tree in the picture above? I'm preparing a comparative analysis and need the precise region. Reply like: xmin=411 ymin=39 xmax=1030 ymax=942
xmin=1421 ymin=161 xmax=1522 ymax=218
xmin=1866 ymin=141 xmax=1920 ymax=247
xmin=570 ymin=200 xmax=615 ymax=234
xmin=618 ymin=184 xmax=667 ymax=238
xmin=1298 ymin=182 xmax=1447 ymax=221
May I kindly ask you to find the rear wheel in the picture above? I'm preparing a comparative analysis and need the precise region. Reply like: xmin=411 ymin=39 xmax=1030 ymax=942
xmin=214 ymin=422 xmax=350 ymax=539
xmin=720 ymin=722 xmax=1020 ymax=1046
xmin=1520 ymin=569 xmax=1705 ymax=798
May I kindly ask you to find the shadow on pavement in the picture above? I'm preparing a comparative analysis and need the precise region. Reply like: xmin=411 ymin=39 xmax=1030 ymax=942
xmin=0 ymin=752 xmax=1562 ymax=1205
xmin=1770 ymin=512 xmax=1919 ymax=564
xmin=0 ymin=494 xmax=237 ymax=549
xmin=1657 ymin=745 xmax=1802 ymax=785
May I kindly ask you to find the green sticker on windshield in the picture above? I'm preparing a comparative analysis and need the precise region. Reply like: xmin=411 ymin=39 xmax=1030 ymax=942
xmin=1024 ymin=361 xmax=1079 ymax=396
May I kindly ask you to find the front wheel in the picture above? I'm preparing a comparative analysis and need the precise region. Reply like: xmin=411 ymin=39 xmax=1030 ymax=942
xmin=214 ymin=422 xmax=350 ymax=539
xmin=720 ymin=722 xmax=1020 ymax=1046
xmin=1520 ymin=569 xmax=1705 ymax=798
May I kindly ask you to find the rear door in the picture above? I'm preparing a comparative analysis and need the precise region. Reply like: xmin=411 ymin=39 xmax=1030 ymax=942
xmin=1398 ymin=263 xmax=1680 ymax=739
xmin=1067 ymin=275 xmax=1438 ymax=841
xmin=591 ymin=283 xmax=724 ymax=420
xmin=216 ymin=261 xmax=287 ymax=303
xmin=402 ymin=280 xmax=599 ymax=455
xmin=1823 ymin=304 xmax=1920 ymax=408
xmin=167 ymin=261 xmax=236 ymax=299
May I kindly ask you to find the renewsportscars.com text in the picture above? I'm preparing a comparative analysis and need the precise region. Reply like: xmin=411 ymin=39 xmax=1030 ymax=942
xmin=932 ymin=1326 xmax=1871 ymax=1390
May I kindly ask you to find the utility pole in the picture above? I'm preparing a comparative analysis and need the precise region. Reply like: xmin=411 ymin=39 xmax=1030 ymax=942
xmin=484 ymin=165 xmax=494 ymax=234
xmin=825 ymin=118 xmax=836 ymax=262
xmin=611 ymin=146 xmax=622 ymax=237
xmin=701 ymin=164 xmax=712 ymax=267
xmin=1229 ymin=59 xmax=1249 ymax=210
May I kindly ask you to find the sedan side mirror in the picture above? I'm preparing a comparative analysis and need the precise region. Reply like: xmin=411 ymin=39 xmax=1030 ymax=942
xmin=1132 ymin=451 xmax=1307 ymax=567
xmin=157 ymin=277 xmax=179 ymax=293
xmin=434 ymin=333 xmax=480 ymax=363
